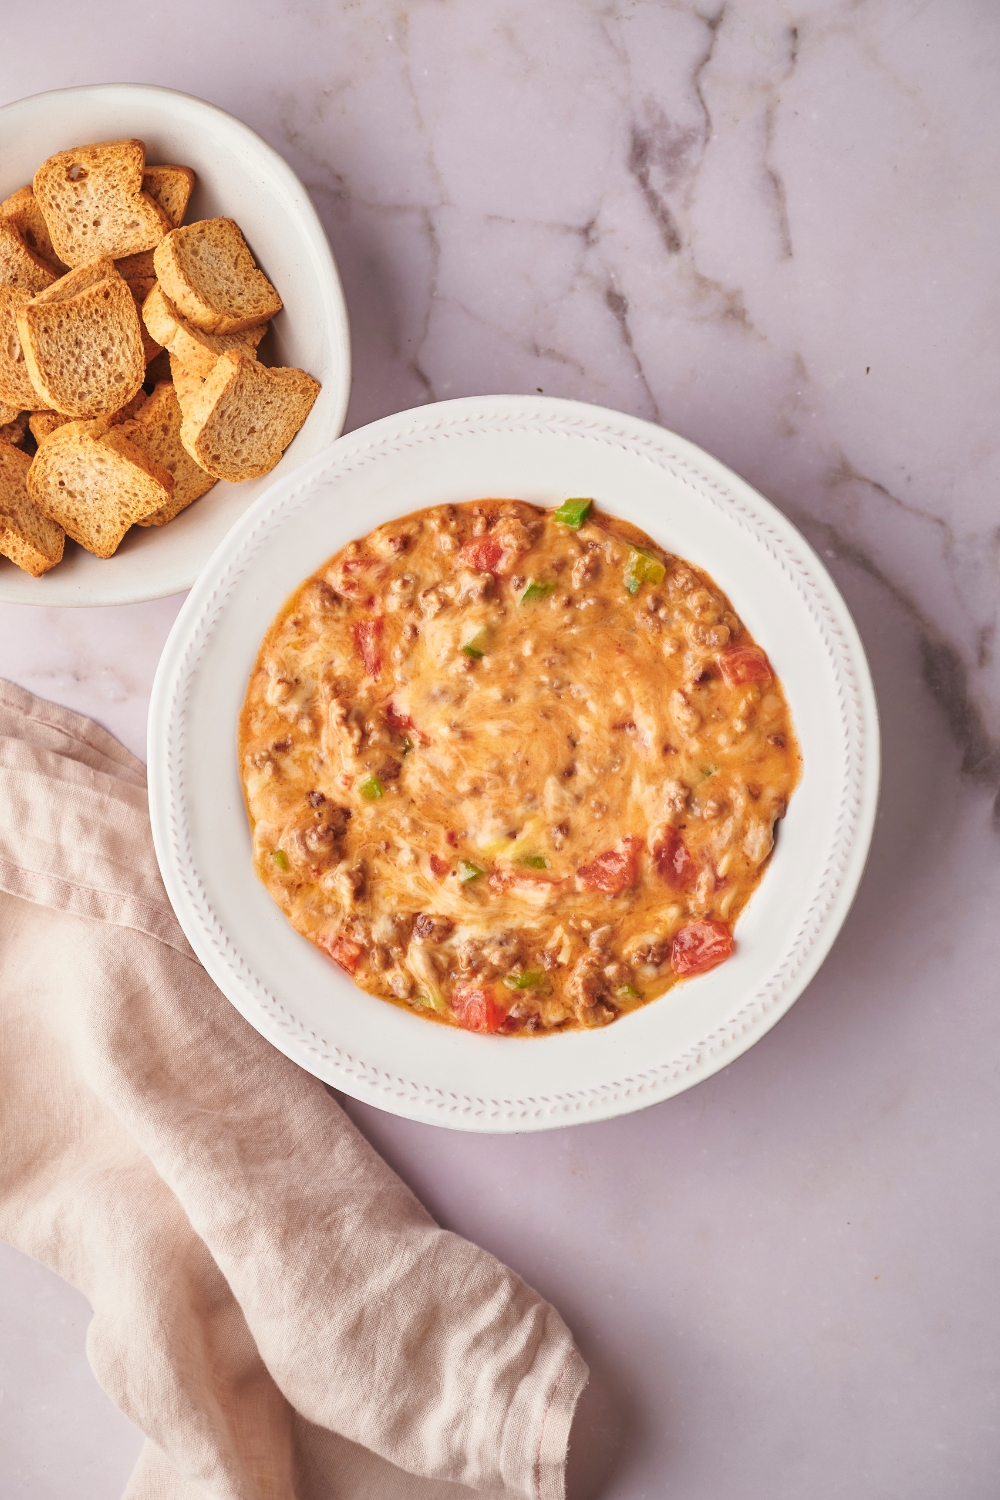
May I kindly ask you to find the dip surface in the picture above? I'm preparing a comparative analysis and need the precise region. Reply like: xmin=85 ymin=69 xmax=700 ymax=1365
xmin=239 ymin=499 xmax=800 ymax=1033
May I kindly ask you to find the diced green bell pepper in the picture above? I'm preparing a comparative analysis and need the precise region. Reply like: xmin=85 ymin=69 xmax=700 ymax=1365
xmin=358 ymin=774 xmax=384 ymax=800
xmin=553 ymin=497 xmax=593 ymax=529
xmin=624 ymin=546 xmax=666 ymax=595
xmin=503 ymin=969 xmax=546 ymax=990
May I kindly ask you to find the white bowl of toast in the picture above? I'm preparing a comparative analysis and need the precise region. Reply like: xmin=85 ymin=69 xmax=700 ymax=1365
xmin=0 ymin=84 xmax=351 ymax=606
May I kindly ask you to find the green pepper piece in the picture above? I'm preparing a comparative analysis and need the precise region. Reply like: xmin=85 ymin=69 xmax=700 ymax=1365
xmin=503 ymin=968 xmax=546 ymax=990
xmin=617 ymin=982 xmax=641 ymax=999
xmin=520 ymin=580 xmax=555 ymax=604
xmin=271 ymin=849 xmax=290 ymax=872
xmin=553 ymin=496 xmax=593 ymax=529
xmin=518 ymin=853 xmax=550 ymax=869
xmin=623 ymin=546 xmax=666 ymax=595
xmin=457 ymin=859 xmax=485 ymax=882
xmin=358 ymin=774 xmax=384 ymax=800
xmin=461 ymin=626 xmax=491 ymax=659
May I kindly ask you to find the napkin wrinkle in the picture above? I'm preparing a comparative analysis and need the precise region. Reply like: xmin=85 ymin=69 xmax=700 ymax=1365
xmin=0 ymin=681 xmax=586 ymax=1500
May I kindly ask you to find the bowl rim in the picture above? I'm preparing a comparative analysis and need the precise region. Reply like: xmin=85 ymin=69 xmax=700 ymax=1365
xmin=0 ymin=82 xmax=352 ymax=607
xmin=149 ymin=394 xmax=881 ymax=1132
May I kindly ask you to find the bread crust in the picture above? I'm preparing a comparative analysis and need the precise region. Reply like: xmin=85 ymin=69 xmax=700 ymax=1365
xmin=153 ymin=219 xmax=282 ymax=334
xmin=33 ymin=139 xmax=172 ymax=267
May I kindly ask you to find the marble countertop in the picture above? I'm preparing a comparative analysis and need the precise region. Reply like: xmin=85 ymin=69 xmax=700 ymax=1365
xmin=3 ymin=3 xmax=999 ymax=1496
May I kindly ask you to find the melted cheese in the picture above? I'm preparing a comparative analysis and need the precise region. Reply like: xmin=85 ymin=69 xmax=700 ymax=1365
xmin=239 ymin=500 xmax=801 ymax=1033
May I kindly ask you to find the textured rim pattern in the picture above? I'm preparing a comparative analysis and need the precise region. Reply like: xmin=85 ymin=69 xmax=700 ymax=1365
xmin=157 ymin=402 xmax=874 ymax=1127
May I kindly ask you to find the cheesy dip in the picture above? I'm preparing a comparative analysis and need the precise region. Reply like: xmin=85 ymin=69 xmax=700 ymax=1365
xmin=239 ymin=499 xmax=800 ymax=1034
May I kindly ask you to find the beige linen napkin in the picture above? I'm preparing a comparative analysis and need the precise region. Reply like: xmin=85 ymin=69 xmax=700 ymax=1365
xmin=0 ymin=679 xmax=587 ymax=1500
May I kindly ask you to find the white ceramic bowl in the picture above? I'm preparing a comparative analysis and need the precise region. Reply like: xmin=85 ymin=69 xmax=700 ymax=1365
xmin=0 ymin=83 xmax=351 ymax=606
xmin=148 ymin=396 xmax=880 ymax=1133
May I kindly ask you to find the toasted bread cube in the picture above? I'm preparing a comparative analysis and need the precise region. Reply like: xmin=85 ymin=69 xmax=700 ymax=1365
xmin=27 ymin=417 xmax=173 ymax=556
xmin=117 ymin=381 xmax=216 ymax=526
xmin=17 ymin=260 xmax=145 ymax=417
xmin=178 ymin=350 xmax=319 ymax=481
xmin=142 ymin=166 xmax=195 ymax=228
xmin=143 ymin=283 xmax=267 ymax=378
xmin=0 ymin=219 xmax=59 ymax=295
xmin=33 ymin=139 xmax=172 ymax=267
xmin=0 ymin=186 xmax=66 ymax=273
xmin=0 ymin=439 xmax=64 ymax=575
xmin=153 ymin=219 xmax=281 ymax=335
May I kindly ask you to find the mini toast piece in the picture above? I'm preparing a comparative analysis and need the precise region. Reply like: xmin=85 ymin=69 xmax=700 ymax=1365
xmin=142 ymin=166 xmax=195 ymax=228
xmin=0 ymin=288 xmax=41 ymax=409
xmin=115 ymin=249 xmax=156 ymax=286
xmin=153 ymin=219 xmax=282 ymax=334
xmin=28 ymin=410 xmax=69 ymax=443
xmin=27 ymin=417 xmax=173 ymax=556
xmin=1 ymin=186 xmax=66 ymax=272
xmin=17 ymin=260 xmax=145 ymax=417
xmin=0 ymin=411 xmax=30 ymax=450
xmin=0 ymin=439 xmax=64 ymax=575
xmin=0 ymin=219 xmax=59 ymax=294
xmin=120 ymin=381 xmax=216 ymax=525
xmin=179 ymin=350 xmax=319 ymax=481
xmin=29 ymin=388 xmax=145 ymax=445
xmin=168 ymin=352 xmax=206 ymax=410
xmin=33 ymin=139 xmax=172 ymax=267
xmin=143 ymin=283 xmax=267 ymax=378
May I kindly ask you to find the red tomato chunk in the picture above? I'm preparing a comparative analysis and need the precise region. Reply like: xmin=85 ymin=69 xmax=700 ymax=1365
xmin=450 ymin=983 xmax=508 ymax=1033
xmin=353 ymin=617 xmax=384 ymax=678
xmin=430 ymin=854 xmax=450 ymax=877
xmin=577 ymin=835 xmax=643 ymax=895
xmin=670 ymin=919 xmax=733 ymax=976
xmin=461 ymin=537 xmax=505 ymax=574
xmin=322 ymin=934 xmax=363 ymax=974
xmin=653 ymin=827 xmax=697 ymax=889
xmin=718 ymin=647 xmax=772 ymax=688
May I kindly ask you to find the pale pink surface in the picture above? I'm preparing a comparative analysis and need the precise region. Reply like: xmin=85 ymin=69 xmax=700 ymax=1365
xmin=2 ymin=2 xmax=999 ymax=1496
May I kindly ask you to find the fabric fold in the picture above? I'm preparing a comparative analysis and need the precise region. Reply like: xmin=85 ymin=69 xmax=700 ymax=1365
xmin=0 ymin=680 xmax=586 ymax=1500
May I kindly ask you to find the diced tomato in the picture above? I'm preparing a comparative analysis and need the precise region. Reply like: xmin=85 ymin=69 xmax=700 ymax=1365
xmin=577 ymin=835 xmax=643 ymax=895
xmin=653 ymin=827 xmax=697 ymax=890
xmin=446 ymin=830 xmax=459 ymax=848
xmin=670 ymin=919 xmax=733 ymax=976
xmin=385 ymin=701 xmax=413 ymax=733
xmin=450 ymin=982 xmax=509 ymax=1034
xmin=430 ymin=854 xmax=450 ymax=877
xmin=718 ymin=647 xmax=772 ymax=688
xmin=353 ymin=618 xmax=384 ymax=678
xmin=461 ymin=537 xmax=505 ymax=574
xmin=320 ymin=934 xmax=363 ymax=974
